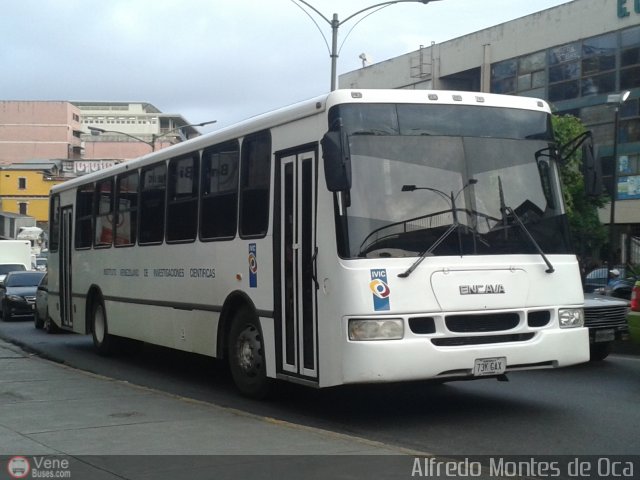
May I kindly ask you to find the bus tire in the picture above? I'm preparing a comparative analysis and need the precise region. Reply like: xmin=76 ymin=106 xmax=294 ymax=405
xmin=91 ymin=296 xmax=114 ymax=355
xmin=34 ymin=309 xmax=44 ymax=329
xmin=45 ymin=315 xmax=59 ymax=334
xmin=228 ymin=306 xmax=271 ymax=399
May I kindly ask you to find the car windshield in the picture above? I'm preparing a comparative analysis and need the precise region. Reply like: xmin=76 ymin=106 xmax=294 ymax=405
xmin=6 ymin=272 xmax=45 ymax=287
xmin=328 ymin=103 xmax=571 ymax=259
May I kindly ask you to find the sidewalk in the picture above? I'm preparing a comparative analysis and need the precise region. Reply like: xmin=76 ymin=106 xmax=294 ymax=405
xmin=0 ymin=338 xmax=424 ymax=479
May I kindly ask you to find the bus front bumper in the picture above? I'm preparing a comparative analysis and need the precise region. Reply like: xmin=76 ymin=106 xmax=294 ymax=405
xmin=340 ymin=327 xmax=589 ymax=384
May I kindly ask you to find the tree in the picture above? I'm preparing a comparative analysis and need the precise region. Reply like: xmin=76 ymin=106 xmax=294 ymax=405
xmin=552 ymin=114 xmax=608 ymax=263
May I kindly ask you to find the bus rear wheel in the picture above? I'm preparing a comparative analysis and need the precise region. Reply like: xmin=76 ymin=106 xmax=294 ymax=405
xmin=91 ymin=297 xmax=114 ymax=355
xmin=228 ymin=307 xmax=271 ymax=399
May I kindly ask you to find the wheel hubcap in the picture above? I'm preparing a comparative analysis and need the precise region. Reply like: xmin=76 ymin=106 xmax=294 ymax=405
xmin=94 ymin=307 xmax=105 ymax=343
xmin=235 ymin=325 xmax=263 ymax=378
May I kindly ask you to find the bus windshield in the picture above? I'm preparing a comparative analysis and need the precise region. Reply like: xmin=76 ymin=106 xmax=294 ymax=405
xmin=329 ymin=103 xmax=571 ymax=259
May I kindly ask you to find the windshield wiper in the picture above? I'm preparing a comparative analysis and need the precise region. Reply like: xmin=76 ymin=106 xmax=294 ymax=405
xmin=501 ymin=205 xmax=555 ymax=274
xmin=398 ymin=179 xmax=479 ymax=278
xmin=397 ymin=222 xmax=459 ymax=278
xmin=497 ymin=177 xmax=554 ymax=274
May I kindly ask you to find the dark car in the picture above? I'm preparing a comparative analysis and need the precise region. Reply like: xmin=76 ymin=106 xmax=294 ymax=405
xmin=0 ymin=271 xmax=46 ymax=321
xmin=584 ymin=266 xmax=637 ymax=300
xmin=0 ymin=263 xmax=27 ymax=283
xmin=583 ymin=293 xmax=629 ymax=361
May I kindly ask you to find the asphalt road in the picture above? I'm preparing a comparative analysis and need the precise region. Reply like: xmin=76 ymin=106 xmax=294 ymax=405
xmin=1 ymin=318 xmax=639 ymax=456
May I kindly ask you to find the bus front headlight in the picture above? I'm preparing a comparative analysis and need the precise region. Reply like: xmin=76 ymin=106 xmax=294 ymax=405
xmin=348 ymin=319 xmax=404 ymax=341
xmin=558 ymin=308 xmax=584 ymax=328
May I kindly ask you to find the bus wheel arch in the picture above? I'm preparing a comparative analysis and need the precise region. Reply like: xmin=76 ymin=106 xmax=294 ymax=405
xmin=86 ymin=286 xmax=113 ymax=355
xmin=219 ymin=292 xmax=271 ymax=398
xmin=217 ymin=291 xmax=255 ymax=360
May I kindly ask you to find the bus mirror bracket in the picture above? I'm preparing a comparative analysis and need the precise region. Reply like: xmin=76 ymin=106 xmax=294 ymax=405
xmin=321 ymin=130 xmax=351 ymax=192
xmin=581 ymin=138 xmax=602 ymax=197
xmin=559 ymin=131 xmax=602 ymax=197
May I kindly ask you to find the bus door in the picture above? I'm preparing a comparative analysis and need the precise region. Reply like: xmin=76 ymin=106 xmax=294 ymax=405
xmin=59 ymin=207 xmax=73 ymax=328
xmin=278 ymin=147 xmax=318 ymax=381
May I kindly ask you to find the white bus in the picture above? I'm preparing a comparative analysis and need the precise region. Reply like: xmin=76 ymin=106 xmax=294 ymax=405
xmin=47 ymin=89 xmax=589 ymax=397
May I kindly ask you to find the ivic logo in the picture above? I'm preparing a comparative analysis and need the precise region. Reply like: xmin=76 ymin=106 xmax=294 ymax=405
xmin=459 ymin=284 xmax=506 ymax=295
xmin=370 ymin=269 xmax=391 ymax=311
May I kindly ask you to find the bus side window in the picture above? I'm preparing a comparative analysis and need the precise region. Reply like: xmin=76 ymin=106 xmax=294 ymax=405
xmin=139 ymin=163 xmax=167 ymax=245
xmin=75 ymin=184 xmax=94 ymax=249
xmin=201 ymin=139 xmax=239 ymax=240
xmin=94 ymin=178 xmax=114 ymax=248
xmin=167 ymin=154 xmax=199 ymax=243
xmin=115 ymin=171 xmax=139 ymax=247
xmin=240 ymin=130 xmax=271 ymax=238
xmin=49 ymin=194 xmax=60 ymax=252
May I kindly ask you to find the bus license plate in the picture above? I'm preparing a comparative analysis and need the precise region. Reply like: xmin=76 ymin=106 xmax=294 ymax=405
xmin=473 ymin=357 xmax=506 ymax=376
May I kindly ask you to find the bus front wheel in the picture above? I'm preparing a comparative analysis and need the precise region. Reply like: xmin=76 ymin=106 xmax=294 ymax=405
xmin=228 ymin=307 xmax=271 ymax=399
xmin=91 ymin=297 xmax=113 ymax=355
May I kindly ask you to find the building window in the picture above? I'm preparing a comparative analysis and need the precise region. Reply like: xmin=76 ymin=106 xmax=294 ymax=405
xmin=18 ymin=202 xmax=28 ymax=215
xmin=620 ymin=99 xmax=640 ymax=144
xmin=490 ymin=59 xmax=517 ymax=94
xmin=621 ymin=25 xmax=640 ymax=90
xmin=18 ymin=177 xmax=27 ymax=190
xmin=617 ymin=153 xmax=640 ymax=200
xmin=580 ymin=33 xmax=617 ymax=97
xmin=491 ymin=51 xmax=547 ymax=97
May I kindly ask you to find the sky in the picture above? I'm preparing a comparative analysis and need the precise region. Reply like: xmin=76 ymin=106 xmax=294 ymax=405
xmin=0 ymin=0 xmax=572 ymax=132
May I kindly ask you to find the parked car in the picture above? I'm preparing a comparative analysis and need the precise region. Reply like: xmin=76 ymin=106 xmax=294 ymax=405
xmin=628 ymin=281 xmax=640 ymax=346
xmin=0 ymin=271 xmax=46 ymax=321
xmin=583 ymin=293 xmax=629 ymax=361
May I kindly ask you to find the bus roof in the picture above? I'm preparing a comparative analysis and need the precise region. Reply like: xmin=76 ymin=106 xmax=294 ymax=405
xmin=51 ymin=89 xmax=550 ymax=194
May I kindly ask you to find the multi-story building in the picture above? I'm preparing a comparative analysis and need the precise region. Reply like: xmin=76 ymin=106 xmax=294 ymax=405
xmin=0 ymin=101 xmax=84 ymax=163
xmin=0 ymin=161 xmax=64 ymax=223
xmin=340 ymin=0 xmax=640 ymax=263
xmin=1 ymin=100 xmax=204 ymax=167
xmin=0 ymin=100 xmax=204 ymax=229
xmin=74 ymin=101 xmax=203 ymax=161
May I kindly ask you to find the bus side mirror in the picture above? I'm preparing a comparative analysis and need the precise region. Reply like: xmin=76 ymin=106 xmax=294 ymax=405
xmin=582 ymin=140 xmax=603 ymax=197
xmin=321 ymin=131 xmax=351 ymax=192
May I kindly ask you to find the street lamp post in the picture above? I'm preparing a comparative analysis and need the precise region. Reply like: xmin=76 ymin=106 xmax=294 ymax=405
xmin=607 ymin=90 xmax=631 ymax=263
xmin=88 ymin=120 xmax=217 ymax=152
xmin=295 ymin=0 xmax=441 ymax=91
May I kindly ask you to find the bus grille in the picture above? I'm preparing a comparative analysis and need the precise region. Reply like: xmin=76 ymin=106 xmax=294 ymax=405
xmin=445 ymin=313 xmax=519 ymax=333
xmin=432 ymin=333 xmax=535 ymax=346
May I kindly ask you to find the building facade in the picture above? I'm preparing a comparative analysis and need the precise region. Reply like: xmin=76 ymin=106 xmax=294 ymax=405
xmin=0 ymin=161 xmax=65 ymax=222
xmin=0 ymin=100 xmax=202 ymax=167
xmin=74 ymin=101 xmax=201 ymax=161
xmin=340 ymin=0 xmax=640 ymax=263
xmin=0 ymin=101 xmax=83 ymax=163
